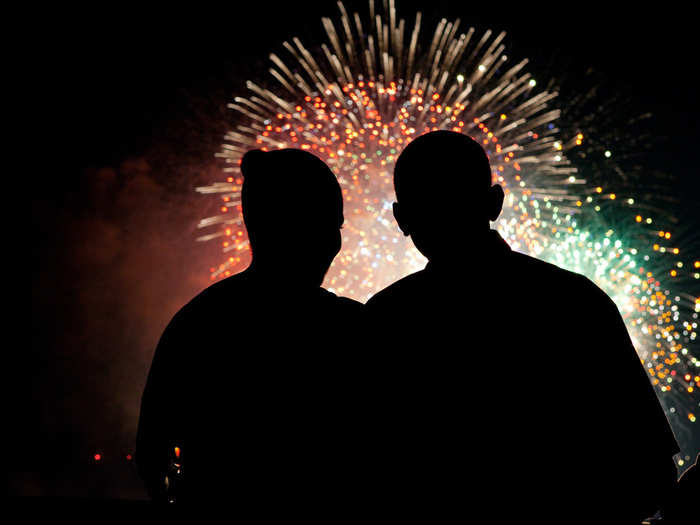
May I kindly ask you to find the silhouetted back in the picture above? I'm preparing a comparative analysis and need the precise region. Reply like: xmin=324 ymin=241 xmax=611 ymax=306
xmin=136 ymin=149 xmax=365 ymax=517
xmin=366 ymin=131 xmax=679 ymax=523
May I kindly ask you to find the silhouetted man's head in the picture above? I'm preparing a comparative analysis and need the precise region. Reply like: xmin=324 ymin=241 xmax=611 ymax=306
xmin=240 ymin=149 xmax=344 ymax=286
xmin=393 ymin=130 xmax=504 ymax=261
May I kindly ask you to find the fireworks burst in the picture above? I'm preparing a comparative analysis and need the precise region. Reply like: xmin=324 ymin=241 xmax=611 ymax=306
xmin=197 ymin=0 xmax=698 ymax=468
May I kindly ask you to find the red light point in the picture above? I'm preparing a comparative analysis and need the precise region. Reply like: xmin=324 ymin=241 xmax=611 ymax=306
xmin=94 ymin=454 xmax=102 ymax=461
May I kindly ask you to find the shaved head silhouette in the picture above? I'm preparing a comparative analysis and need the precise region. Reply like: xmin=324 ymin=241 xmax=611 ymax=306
xmin=392 ymin=130 xmax=504 ymax=262
xmin=395 ymin=130 xmax=492 ymax=198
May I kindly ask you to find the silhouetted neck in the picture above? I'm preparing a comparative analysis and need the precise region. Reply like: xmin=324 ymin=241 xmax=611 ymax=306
xmin=424 ymin=229 xmax=511 ymax=272
xmin=246 ymin=259 xmax=326 ymax=291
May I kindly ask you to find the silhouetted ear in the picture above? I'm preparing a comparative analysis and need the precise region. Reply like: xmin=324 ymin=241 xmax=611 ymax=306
xmin=487 ymin=184 xmax=505 ymax=222
xmin=393 ymin=202 xmax=410 ymax=236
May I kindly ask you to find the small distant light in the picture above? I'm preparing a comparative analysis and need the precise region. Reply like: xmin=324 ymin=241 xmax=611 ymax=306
xmin=605 ymin=150 xmax=612 ymax=158
xmin=478 ymin=64 xmax=486 ymax=72
xmin=94 ymin=454 xmax=102 ymax=462
xmin=126 ymin=454 xmax=133 ymax=461
xmin=457 ymin=74 xmax=465 ymax=83
xmin=529 ymin=79 xmax=536 ymax=87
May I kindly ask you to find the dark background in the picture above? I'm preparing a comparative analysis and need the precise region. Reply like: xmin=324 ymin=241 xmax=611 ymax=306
xmin=27 ymin=0 xmax=698 ymax=500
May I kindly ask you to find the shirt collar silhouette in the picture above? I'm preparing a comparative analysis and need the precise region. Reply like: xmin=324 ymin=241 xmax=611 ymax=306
xmin=423 ymin=229 xmax=511 ymax=274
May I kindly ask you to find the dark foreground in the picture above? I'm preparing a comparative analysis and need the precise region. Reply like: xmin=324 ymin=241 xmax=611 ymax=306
xmin=12 ymin=489 xmax=698 ymax=525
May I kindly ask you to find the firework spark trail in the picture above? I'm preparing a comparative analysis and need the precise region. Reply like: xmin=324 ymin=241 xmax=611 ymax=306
xmin=197 ymin=0 xmax=698 ymax=469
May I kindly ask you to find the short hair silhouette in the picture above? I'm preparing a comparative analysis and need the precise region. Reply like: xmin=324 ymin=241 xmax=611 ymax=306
xmin=392 ymin=130 xmax=504 ymax=261
xmin=394 ymin=130 xmax=492 ymax=198
xmin=240 ymin=148 xmax=344 ymax=283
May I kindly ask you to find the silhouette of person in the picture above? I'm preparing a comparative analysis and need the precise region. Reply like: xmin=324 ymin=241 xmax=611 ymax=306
xmin=365 ymin=131 xmax=679 ymax=523
xmin=136 ymin=149 xmax=365 ymax=517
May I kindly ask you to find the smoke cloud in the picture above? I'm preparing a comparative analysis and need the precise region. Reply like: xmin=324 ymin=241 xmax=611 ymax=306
xmin=27 ymin=149 xmax=223 ymax=498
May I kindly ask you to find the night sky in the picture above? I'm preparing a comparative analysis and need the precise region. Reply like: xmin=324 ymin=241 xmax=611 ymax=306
xmin=27 ymin=1 xmax=698 ymax=499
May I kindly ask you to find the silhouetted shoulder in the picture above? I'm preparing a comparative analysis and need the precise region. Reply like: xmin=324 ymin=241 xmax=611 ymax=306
xmin=509 ymin=252 xmax=680 ymax=457
xmin=510 ymin=251 xmax=638 ymax=328
xmin=163 ymin=273 xmax=361 ymax=339
xmin=365 ymin=269 xmax=428 ymax=309
xmin=147 ymin=275 xmax=252 ymax=362
xmin=165 ymin=272 xmax=248 ymax=321
xmin=366 ymin=249 xmax=607 ymax=309
xmin=508 ymin=249 xmax=605 ymax=294
xmin=318 ymin=287 xmax=363 ymax=309
xmin=188 ymin=271 xmax=256 ymax=309
xmin=336 ymin=294 xmax=364 ymax=307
